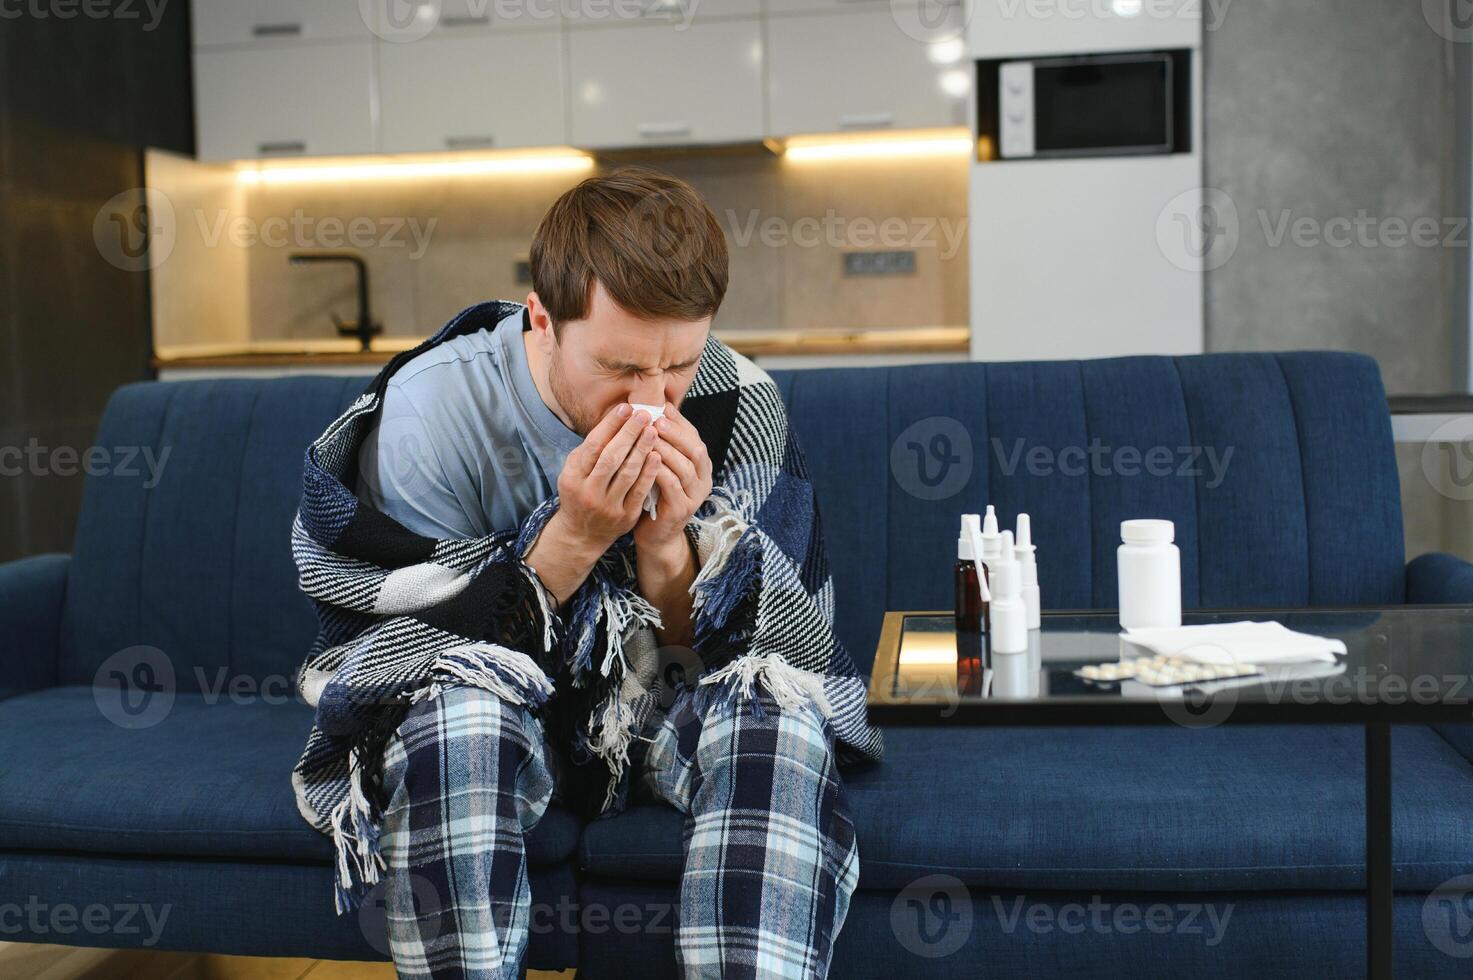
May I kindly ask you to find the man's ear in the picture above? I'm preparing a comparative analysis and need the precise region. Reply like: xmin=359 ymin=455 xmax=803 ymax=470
xmin=525 ymin=292 xmax=557 ymax=352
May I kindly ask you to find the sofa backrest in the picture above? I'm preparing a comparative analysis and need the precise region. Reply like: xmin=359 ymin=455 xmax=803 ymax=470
xmin=775 ymin=352 xmax=1404 ymax=670
xmin=57 ymin=351 xmax=1404 ymax=688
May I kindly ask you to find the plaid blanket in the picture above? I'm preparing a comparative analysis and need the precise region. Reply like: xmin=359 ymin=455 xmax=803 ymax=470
xmin=289 ymin=300 xmax=883 ymax=913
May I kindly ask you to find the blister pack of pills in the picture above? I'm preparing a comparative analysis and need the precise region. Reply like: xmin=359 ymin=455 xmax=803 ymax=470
xmin=1076 ymin=655 xmax=1263 ymax=687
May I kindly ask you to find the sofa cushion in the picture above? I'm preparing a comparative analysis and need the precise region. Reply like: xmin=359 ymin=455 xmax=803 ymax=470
xmin=0 ymin=687 xmax=580 ymax=867
xmin=579 ymin=724 xmax=1473 ymax=891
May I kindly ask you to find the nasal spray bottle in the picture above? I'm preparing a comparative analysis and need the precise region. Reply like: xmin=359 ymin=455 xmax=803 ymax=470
xmin=955 ymin=514 xmax=991 ymax=690
xmin=989 ymin=530 xmax=1028 ymax=656
xmin=978 ymin=506 xmax=1004 ymax=587
xmin=1014 ymin=514 xmax=1041 ymax=630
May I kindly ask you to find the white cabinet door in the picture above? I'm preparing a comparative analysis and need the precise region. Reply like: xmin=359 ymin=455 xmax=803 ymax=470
xmin=192 ymin=0 xmax=373 ymax=46
xmin=569 ymin=19 xmax=764 ymax=148
xmin=194 ymin=45 xmax=378 ymax=161
xmin=379 ymin=32 xmax=568 ymax=152
xmin=767 ymin=9 xmax=968 ymax=136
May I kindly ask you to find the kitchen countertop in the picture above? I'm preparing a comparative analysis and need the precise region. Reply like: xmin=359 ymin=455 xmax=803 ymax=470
xmin=151 ymin=326 xmax=971 ymax=370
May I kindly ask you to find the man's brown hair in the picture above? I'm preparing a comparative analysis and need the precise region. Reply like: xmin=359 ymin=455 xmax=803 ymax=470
xmin=530 ymin=166 xmax=729 ymax=329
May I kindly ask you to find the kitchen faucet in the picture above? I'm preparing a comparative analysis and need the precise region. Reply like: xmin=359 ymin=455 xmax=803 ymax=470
xmin=288 ymin=252 xmax=379 ymax=352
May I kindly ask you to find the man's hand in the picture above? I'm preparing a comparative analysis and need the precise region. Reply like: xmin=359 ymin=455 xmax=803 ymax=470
xmin=557 ymin=403 xmax=663 ymax=550
xmin=634 ymin=401 xmax=713 ymax=648
xmin=525 ymin=404 xmax=661 ymax=607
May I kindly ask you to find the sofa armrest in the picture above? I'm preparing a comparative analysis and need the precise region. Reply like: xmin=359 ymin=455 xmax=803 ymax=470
xmin=0 ymin=553 xmax=69 ymax=700
xmin=1406 ymin=552 xmax=1473 ymax=605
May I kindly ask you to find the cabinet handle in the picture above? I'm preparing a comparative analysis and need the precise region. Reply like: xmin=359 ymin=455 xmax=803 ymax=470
xmin=258 ymin=140 xmax=307 ymax=156
xmin=637 ymin=122 xmax=692 ymax=139
xmin=445 ymin=135 xmax=496 ymax=149
xmin=441 ymin=14 xmax=492 ymax=27
xmin=251 ymin=23 xmax=302 ymax=37
xmin=838 ymin=112 xmax=894 ymax=129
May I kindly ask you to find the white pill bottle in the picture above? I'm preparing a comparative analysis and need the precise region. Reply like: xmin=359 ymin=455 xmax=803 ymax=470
xmin=1117 ymin=519 xmax=1181 ymax=629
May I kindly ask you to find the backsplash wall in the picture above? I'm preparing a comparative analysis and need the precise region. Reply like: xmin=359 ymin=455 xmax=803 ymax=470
xmin=149 ymin=148 xmax=968 ymax=349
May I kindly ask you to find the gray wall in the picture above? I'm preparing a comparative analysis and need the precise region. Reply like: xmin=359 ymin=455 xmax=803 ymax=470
xmin=1204 ymin=0 xmax=1460 ymax=396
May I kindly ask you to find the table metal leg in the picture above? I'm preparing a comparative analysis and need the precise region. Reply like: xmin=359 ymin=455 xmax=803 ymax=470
xmin=1366 ymin=721 xmax=1392 ymax=980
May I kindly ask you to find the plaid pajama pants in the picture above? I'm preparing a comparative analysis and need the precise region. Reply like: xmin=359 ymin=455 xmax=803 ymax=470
xmin=377 ymin=683 xmax=859 ymax=979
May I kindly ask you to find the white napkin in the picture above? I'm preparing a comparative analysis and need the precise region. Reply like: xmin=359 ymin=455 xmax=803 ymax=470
xmin=1120 ymin=621 xmax=1347 ymax=665
xmin=631 ymin=403 xmax=665 ymax=519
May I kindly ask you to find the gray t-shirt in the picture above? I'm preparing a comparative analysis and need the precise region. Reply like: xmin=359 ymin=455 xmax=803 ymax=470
xmin=357 ymin=305 xmax=582 ymax=539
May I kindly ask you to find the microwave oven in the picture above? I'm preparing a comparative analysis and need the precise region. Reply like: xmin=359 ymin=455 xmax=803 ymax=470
xmin=976 ymin=49 xmax=1192 ymax=161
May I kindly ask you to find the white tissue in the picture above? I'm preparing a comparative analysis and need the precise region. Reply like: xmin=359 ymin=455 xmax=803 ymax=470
xmin=631 ymin=403 xmax=666 ymax=519
xmin=1120 ymin=621 xmax=1348 ymax=665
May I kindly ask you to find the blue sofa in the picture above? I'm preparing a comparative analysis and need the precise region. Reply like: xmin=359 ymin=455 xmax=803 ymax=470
xmin=3 ymin=351 xmax=1473 ymax=977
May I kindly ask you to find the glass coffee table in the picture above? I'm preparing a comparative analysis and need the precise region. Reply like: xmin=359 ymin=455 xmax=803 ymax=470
xmin=867 ymin=606 xmax=1473 ymax=980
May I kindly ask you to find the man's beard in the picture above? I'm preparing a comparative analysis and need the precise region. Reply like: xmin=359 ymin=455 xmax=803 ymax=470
xmin=546 ymin=349 xmax=601 ymax=437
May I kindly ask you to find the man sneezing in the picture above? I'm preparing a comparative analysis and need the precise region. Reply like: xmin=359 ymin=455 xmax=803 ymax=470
xmin=289 ymin=167 xmax=882 ymax=979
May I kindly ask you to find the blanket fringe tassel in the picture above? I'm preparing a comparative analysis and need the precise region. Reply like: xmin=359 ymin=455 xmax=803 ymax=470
xmin=329 ymin=750 xmax=386 ymax=915
xmin=427 ymin=643 xmax=555 ymax=710
xmin=696 ymin=652 xmax=814 ymax=721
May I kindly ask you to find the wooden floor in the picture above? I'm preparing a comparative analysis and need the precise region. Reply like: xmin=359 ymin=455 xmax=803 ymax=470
xmin=0 ymin=943 xmax=571 ymax=979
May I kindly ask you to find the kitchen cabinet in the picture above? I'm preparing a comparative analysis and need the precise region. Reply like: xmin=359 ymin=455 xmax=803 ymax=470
xmin=767 ymin=8 xmax=968 ymax=135
xmin=188 ymin=0 xmax=966 ymax=160
xmin=569 ymin=19 xmax=765 ymax=148
xmin=379 ymin=32 xmax=568 ymax=152
xmin=194 ymin=44 xmax=378 ymax=161
xmin=192 ymin=0 xmax=374 ymax=46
